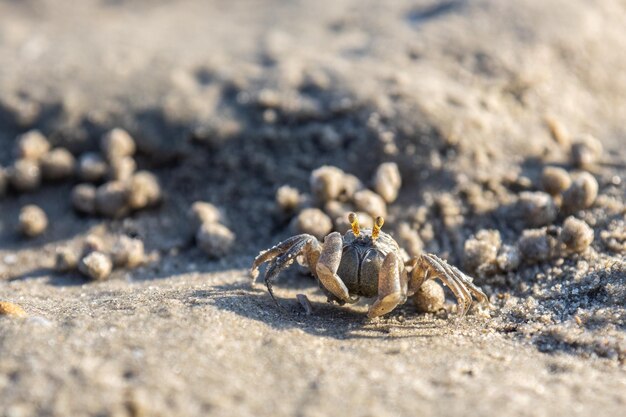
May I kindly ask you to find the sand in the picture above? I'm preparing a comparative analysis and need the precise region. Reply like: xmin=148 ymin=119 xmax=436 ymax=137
xmin=1 ymin=1 xmax=625 ymax=416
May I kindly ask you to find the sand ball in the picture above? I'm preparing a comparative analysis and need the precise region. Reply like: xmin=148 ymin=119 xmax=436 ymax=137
xmin=78 ymin=152 xmax=108 ymax=183
xmin=9 ymin=159 xmax=41 ymax=192
xmin=196 ymin=222 xmax=235 ymax=258
xmin=291 ymin=208 xmax=333 ymax=240
xmin=14 ymin=130 xmax=50 ymax=160
xmin=128 ymin=171 xmax=162 ymax=210
xmin=79 ymin=251 xmax=113 ymax=280
xmin=18 ymin=204 xmax=48 ymax=237
xmin=562 ymin=172 xmax=598 ymax=213
xmin=310 ymin=166 xmax=345 ymax=203
xmin=373 ymin=162 xmax=402 ymax=203
xmin=560 ymin=216 xmax=594 ymax=253
xmin=540 ymin=166 xmax=571 ymax=196
xmin=40 ymin=148 xmax=76 ymax=181
xmin=96 ymin=181 xmax=130 ymax=218
xmin=413 ymin=280 xmax=445 ymax=313
xmin=353 ymin=189 xmax=387 ymax=218
xmin=71 ymin=183 xmax=97 ymax=215
xmin=101 ymin=128 xmax=136 ymax=161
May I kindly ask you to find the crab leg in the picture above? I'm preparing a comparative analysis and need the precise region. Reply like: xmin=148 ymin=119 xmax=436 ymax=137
xmin=315 ymin=232 xmax=355 ymax=304
xmin=250 ymin=234 xmax=322 ymax=310
xmin=367 ymin=252 xmax=408 ymax=318
xmin=251 ymin=234 xmax=319 ymax=279
xmin=409 ymin=253 xmax=488 ymax=316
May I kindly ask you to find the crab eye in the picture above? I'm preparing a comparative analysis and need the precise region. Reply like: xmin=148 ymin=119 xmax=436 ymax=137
xmin=348 ymin=212 xmax=360 ymax=236
xmin=372 ymin=216 xmax=384 ymax=240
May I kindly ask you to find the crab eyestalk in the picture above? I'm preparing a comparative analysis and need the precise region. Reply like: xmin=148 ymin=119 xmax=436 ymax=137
xmin=372 ymin=216 xmax=384 ymax=240
xmin=348 ymin=212 xmax=360 ymax=236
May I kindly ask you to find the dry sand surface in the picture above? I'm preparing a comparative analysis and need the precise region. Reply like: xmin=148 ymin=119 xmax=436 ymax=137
xmin=1 ymin=1 xmax=625 ymax=416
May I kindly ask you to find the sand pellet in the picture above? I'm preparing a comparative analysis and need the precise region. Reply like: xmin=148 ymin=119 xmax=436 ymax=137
xmin=276 ymin=185 xmax=303 ymax=212
xmin=128 ymin=171 xmax=162 ymax=210
xmin=79 ymin=251 xmax=113 ymax=280
xmin=19 ymin=205 xmax=48 ymax=237
xmin=196 ymin=222 xmax=235 ymax=258
xmin=71 ymin=183 xmax=97 ymax=215
xmin=373 ymin=162 xmax=402 ymax=203
xmin=413 ymin=280 xmax=445 ymax=313
xmin=188 ymin=201 xmax=222 ymax=231
xmin=463 ymin=229 xmax=501 ymax=272
xmin=517 ymin=192 xmax=558 ymax=227
xmin=291 ymin=208 xmax=333 ymax=240
xmin=562 ymin=172 xmax=598 ymax=213
xmin=540 ymin=166 xmax=571 ymax=196
xmin=353 ymin=189 xmax=387 ymax=218
xmin=55 ymin=247 xmax=79 ymax=272
xmin=310 ymin=166 xmax=345 ymax=203
xmin=101 ymin=128 xmax=136 ymax=161
xmin=518 ymin=228 xmax=558 ymax=263
xmin=96 ymin=181 xmax=130 ymax=218
xmin=110 ymin=236 xmax=145 ymax=268
xmin=570 ymin=134 xmax=602 ymax=168
xmin=9 ymin=159 xmax=41 ymax=192
xmin=40 ymin=148 xmax=76 ymax=181
xmin=14 ymin=130 xmax=50 ymax=161
xmin=560 ymin=216 xmax=594 ymax=253
xmin=78 ymin=152 xmax=108 ymax=183
xmin=108 ymin=156 xmax=136 ymax=181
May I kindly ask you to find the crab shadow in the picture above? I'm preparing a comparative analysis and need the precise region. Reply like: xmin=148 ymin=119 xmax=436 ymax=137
xmin=191 ymin=276 xmax=453 ymax=341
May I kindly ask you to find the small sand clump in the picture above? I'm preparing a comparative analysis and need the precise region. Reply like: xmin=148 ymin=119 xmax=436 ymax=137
xmin=188 ymin=201 xmax=222 ymax=231
xmin=341 ymin=174 xmax=364 ymax=200
xmin=128 ymin=171 xmax=162 ymax=210
xmin=518 ymin=228 xmax=558 ymax=263
xmin=516 ymin=192 xmax=558 ymax=227
xmin=310 ymin=166 xmax=345 ymax=203
xmin=55 ymin=247 xmax=79 ymax=272
xmin=463 ymin=229 xmax=501 ymax=272
xmin=570 ymin=134 xmax=602 ymax=168
xmin=413 ymin=280 xmax=445 ymax=313
xmin=562 ymin=172 xmax=598 ymax=213
xmin=276 ymin=185 xmax=303 ymax=212
xmin=196 ymin=222 xmax=235 ymax=258
xmin=600 ymin=221 xmax=625 ymax=253
xmin=110 ymin=236 xmax=145 ymax=268
xmin=14 ymin=130 xmax=50 ymax=160
xmin=19 ymin=205 xmax=48 ymax=237
xmin=560 ymin=216 xmax=594 ymax=253
xmin=108 ymin=156 xmax=136 ymax=181
xmin=0 ymin=301 xmax=28 ymax=318
xmin=40 ymin=148 xmax=76 ymax=181
xmin=100 ymin=128 xmax=136 ymax=161
xmin=396 ymin=222 xmax=423 ymax=258
xmin=292 ymin=208 xmax=333 ymax=240
xmin=373 ymin=162 xmax=401 ymax=203
xmin=9 ymin=159 xmax=41 ymax=192
xmin=540 ymin=166 xmax=571 ymax=196
xmin=78 ymin=152 xmax=108 ymax=183
xmin=324 ymin=200 xmax=352 ymax=220
xmin=96 ymin=181 xmax=130 ymax=218
xmin=71 ymin=183 xmax=97 ymax=215
xmin=496 ymin=244 xmax=522 ymax=272
xmin=353 ymin=189 xmax=387 ymax=218
xmin=79 ymin=251 xmax=113 ymax=280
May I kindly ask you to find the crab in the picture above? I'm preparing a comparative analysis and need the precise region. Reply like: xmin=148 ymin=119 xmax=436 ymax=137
xmin=251 ymin=212 xmax=489 ymax=318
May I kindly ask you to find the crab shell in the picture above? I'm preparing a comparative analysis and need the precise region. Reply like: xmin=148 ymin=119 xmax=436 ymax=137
xmin=337 ymin=229 xmax=402 ymax=298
